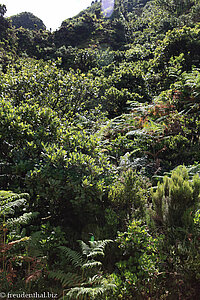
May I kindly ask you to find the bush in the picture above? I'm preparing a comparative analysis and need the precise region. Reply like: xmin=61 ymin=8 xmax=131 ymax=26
xmin=112 ymin=219 xmax=165 ymax=299
xmin=152 ymin=165 xmax=200 ymax=228
xmin=108 ymin=169 xmax=149 ymax=223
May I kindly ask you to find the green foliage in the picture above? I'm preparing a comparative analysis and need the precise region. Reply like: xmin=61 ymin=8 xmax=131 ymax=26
xmin=0 ymin=90 xmax=114 ymax=230
xmin=155 ymin=0 xmax=196 ymax=16
xmin=13 ymin=27 xmax=53 ymax=58
xmin=0 ymin=190 xmax=43 ymax=292
xmin=152 ymin=165 xmax=200 ymax=227
xmin=28 ymin=222 xmax=67 ymax=266
xmin=150 ymin=166 xmax=200 ymax=299
xmin=0 ymin=190 xmax=37 ymax=228
xmin=49 ymin=239 xmax=115 ymax=299
xmin=152 ymin=24 xmax=200 ymax=89
xmin=0 ymin=4 xmax=10 ymax=40
xmin=108 ymin=169 xmax=149 ymax=221
xmin=112 ymin=219 xmax=165 ymax=299
xmin=0 ymin=4 xmax=16 ymax=72
xmin=10 ymin=12 xmax=46 ymax=30
xmin=0 ymin=57 xmax=104 ymax=116
xmin=1 ymin=0 xmax=200 ymax=296
xmin=172 ymin=68 xmax=200 ymax=110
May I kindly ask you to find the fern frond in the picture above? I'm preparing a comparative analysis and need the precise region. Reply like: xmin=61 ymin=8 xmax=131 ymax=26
xmin=82 ymin=261 xmax=102 ymax=269
xmin=88 ymin=274 xmax=103 ymax=283
xmin=88 ymin=240 xmax=113 ymax=257
xmin=48 ymin=270 xmax=83 ymax=288
xmin=79 ymin=240 xmax=91 ymax=256
xmin=0 ymin=191 xmax=29 ymax=201
xmin=57 ymin=239 xmax=114 ymax=299
xmin=7 ymin=212 xmax=39 ymax=226
xmin=0 ymin=191 xmax=30 ymax=218
xmin=59 ymin=246 xmax=85 ymax=267
xmin=89 ymin=240 xmax=113 ymax=248
xmin=0 ymin=199 xmax=27 ymax=215
xmin=87 ymin=250 xmax=105 ymax=258
xmin=65 ymin=282 xmax=116 ymax=299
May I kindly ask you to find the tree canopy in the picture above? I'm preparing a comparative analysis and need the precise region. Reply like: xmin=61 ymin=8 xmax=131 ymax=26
xmin=10 ymin=11 xmax=46 ymax=30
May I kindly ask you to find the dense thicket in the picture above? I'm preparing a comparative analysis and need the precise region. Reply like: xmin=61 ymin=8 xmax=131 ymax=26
xmin=10 ymin=12 xmax=46 ymax=30
xmin=1 ymin=0 xmax=200 ymax=298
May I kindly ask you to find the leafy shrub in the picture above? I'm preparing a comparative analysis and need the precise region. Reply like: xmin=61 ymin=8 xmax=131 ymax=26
xmin=108 ymin=169 xmax=149 ymax=222
xmin=0 ymin=58 xmax=99 ymax=116
xmin=152 ymin=165 xmax=200 ymax=228
xmin=0 ymin=97 xmax=114 ymax=231
xmin=112 ymin=219 xmax=165 ymax=299
xmin=150 ymin=165 xmax=200 ymax=298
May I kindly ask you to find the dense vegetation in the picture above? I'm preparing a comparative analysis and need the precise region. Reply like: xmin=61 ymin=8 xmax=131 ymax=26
xmin=10 ymin=12 xmax=46 ymax=31
xmin=1 ymin=0 xmax=200 ymax=298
